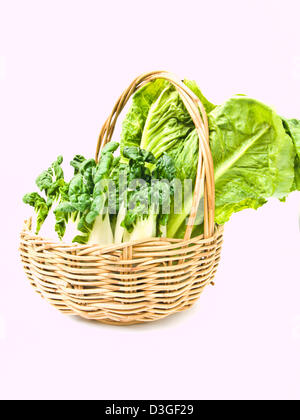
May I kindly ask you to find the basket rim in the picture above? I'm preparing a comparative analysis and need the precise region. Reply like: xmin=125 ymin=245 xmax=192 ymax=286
xmin=21 ymin=219 xmax=224 ymax=253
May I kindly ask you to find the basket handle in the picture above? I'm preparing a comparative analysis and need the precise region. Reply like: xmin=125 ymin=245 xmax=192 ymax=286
xmin=95 ymin=71 xmax=215 ymax=239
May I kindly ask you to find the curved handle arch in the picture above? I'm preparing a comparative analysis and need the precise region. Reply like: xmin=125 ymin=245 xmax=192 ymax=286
xmin=95 ymin=71 xmax=215 ymax=239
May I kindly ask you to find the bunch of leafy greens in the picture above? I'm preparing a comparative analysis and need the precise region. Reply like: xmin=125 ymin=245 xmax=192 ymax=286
xmin=121 ymin=79 xmax=300 ymax=238
xmin=23 ymin=79 xmax=300 ymax=244
xmin=23 ymin=143 xmax=176 ymax=244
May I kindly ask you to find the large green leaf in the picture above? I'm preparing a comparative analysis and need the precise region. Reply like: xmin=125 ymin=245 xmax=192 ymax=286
xmin=121 ymin=79 xmax=169 ymax=153
xmin=183 ymin=79 xmax=216 ymax=113
xmin=167 ymin=96 xmax=295 ymax=236
xmin=121 ymin=80 xmax=297 ymax=238
xmin=120 ymin=79 xmax=213 ymax=156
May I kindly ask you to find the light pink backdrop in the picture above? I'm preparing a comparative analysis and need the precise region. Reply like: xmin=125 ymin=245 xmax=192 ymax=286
xmin=0 ymin=0 xmax=299 ymax=400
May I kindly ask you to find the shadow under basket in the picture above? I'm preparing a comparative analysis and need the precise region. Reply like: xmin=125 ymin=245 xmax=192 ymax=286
xmin=20 ymin=71 xmax=224 ymax=326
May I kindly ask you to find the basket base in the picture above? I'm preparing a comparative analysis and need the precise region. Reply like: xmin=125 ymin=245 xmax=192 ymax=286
xmin=87 ymin=318 xmax=146 ymax=326
xmin=71 ymin=302 xmax=195 ymax=326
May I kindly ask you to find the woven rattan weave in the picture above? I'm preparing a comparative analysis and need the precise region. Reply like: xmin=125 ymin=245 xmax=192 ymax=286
xmin=20 ymin=71 xmax=224 ymax=325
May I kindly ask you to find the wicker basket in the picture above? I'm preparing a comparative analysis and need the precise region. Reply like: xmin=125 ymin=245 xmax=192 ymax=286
xmin=20 ymin=71 xmax=224 ymax=325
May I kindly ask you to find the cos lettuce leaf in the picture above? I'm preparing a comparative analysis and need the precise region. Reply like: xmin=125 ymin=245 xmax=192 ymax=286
xmin=183 ymin=79 xmax=216 ymax=113
xmin=139 ymin=86 xmax=194 ymax=156
xmin=121 ymin=79 xmax=213 ymax=157
xmin=121 ymin=79 xmax=169 ymax=153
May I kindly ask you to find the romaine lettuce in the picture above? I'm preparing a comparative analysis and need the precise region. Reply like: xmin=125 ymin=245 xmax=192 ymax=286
xmin=121 ymin=80 xmax=299 ymax=238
